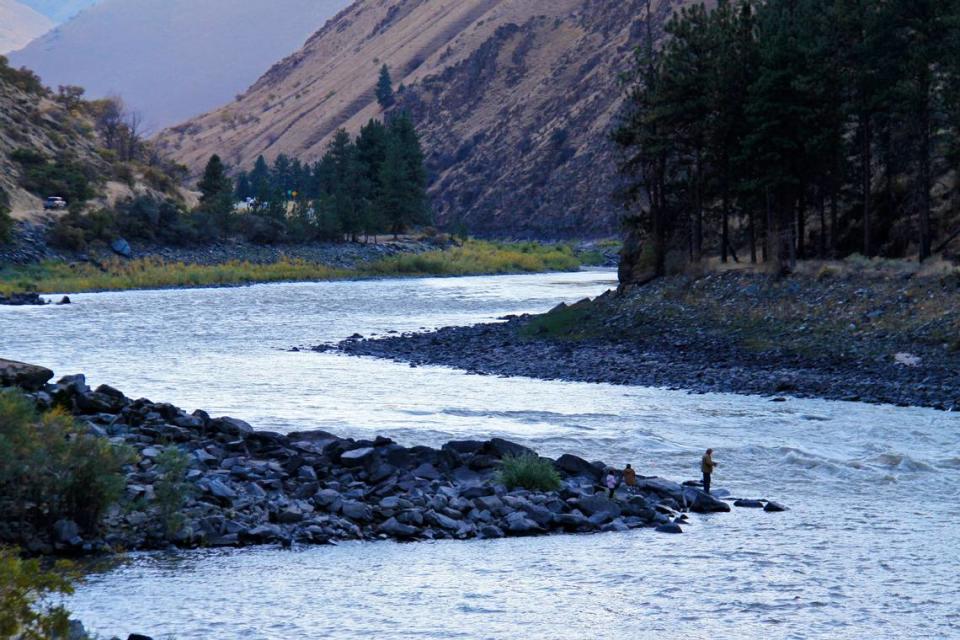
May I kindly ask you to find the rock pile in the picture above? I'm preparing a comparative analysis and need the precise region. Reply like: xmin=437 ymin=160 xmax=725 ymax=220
xmin=0 ymin=368 xmax=782 ymax=556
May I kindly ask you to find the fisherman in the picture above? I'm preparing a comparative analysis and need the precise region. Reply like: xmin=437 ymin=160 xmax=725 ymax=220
xmin=701 ymin=448 xmax=717 ymax=494
xmin=622 ymin=463 xmax=637 ymax=492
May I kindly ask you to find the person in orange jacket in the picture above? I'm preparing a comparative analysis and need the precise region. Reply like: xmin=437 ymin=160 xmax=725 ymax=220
xmin=701 ymin=448 xmax=717 ymax=494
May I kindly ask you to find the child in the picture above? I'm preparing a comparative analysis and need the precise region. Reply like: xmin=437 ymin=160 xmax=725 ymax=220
xmin=605 ymin=470 xmax=617 ymax=498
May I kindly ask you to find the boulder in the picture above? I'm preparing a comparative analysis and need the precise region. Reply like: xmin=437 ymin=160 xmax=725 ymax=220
xmin=552 ymin=511 xmax=593 ymax=531
xmin=655 ymin=523 xmax=683 ymax=534
xmin=211 ymin=417 xmax=254 ymax=436
xmin=478 ymin=524 xmax=505 ymax=539
xmin=503 ymin=511 xmax=542 ymax=535
xmin=484 ymin=437 xmax=536 ymax=459
xmin=734 ymin=499 xmax=765 ymax=509
xmin=127 ymin=635 xmax=154 ymax=640
xmin=763 ymin=501 xmax=787 ymax=512
xmin=380 ymin=517 xmax=419 ymax=538
xmin=341 ymin=501 xmax=373 ymax=522
xmin=110 ymin=237 xmax=133 ymax=258
xmin=683 ymin=488 xmax=732 ymax=513
xmin=340 ymin=447 xmax=377 ymax=466
xmin=442 ymin=440 xmax=485 ymax=455
xmin=576 ymin=495 xmax=622 ymax=520
xmin=53 ymin=519 xmax=82 ymax=546
xmin=555 ymin=454 xmax=602 ymax=481
xmin=199 ymin=478 xmax=237 ymax=501
xmin=0 ymin=359 xmax=54 ymax=391
xmin=412 ymin=463 xmax=441 ymax=480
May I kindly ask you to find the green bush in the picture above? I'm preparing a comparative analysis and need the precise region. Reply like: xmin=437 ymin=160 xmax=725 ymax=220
xmin=0 ymin=547 xmax=76 ymax=640
xmin=154 ymin=448 xmax=194 ymax=540
xmin=0 ymin=391 xmax=132 ymax=533
xmin=11 ymin=150 xmax=97 ymax=204
xmin=0 ymin=187 xmax=12 ymax=244
xmin=496 ymin=454 xmax=562 ymax=492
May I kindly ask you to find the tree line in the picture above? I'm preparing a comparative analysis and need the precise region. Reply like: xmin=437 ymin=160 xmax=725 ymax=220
xmin=615 ymin=0 xmax=960 ymax=276
xmin=208 ymin=111 xmax=429 ymax=243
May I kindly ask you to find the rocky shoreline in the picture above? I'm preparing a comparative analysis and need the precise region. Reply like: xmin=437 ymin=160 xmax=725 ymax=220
xmin=316 ymin=272 xmax=960 ymax=411
xmin=0 ymin=221 xmax=445 ymax=268
xmin=0 ymin=360 xmax=784 ymax=559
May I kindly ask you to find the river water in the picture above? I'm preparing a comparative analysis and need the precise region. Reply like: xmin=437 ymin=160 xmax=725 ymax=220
xmin=1 ymin=271 xmax=958 ymax=640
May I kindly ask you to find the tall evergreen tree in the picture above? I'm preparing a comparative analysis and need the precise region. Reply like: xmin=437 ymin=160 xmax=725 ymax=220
xmin=376 ymin=64 xmax=396 ymax=109
xmin=326 ymin=129 xmax=366 ymax=241
xmin=198 ymin=154 xmax=234 ymax=233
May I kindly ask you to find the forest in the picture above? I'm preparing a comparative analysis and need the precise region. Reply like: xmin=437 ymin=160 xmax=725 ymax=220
xmin=223 ymin=111 xmax=430 ymax=243
xmin=615 ymin=0 xmax=960 ymax=276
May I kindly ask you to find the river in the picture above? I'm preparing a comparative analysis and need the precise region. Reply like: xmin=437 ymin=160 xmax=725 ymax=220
xmin=1 ymin=271 xmax=958 ymax=639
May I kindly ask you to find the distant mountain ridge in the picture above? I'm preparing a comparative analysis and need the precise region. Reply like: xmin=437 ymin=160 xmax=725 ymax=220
xmin=10 ymin=0 xmax=351 ymax=130
xmin=0 ymin=0 xmax=52 ymax=54
xmin=156 ymin=0 xmax=684 ymax=238
xmin=19 ymin=0 xmax=97 ymax=23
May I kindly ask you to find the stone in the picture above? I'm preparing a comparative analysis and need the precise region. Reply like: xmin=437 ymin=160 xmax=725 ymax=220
xmin=380 ymin=517 xmax=419 ymax=538
xmin=484 ymin=437 xmax=536 ymax=459
xmin=555 ymin=454 xmax=602 ymax=481
xmin=298 ymin=465 xmax=318 ymax=481
xmin=211 ymin=417 xmax=254 ymax=436
xmin=412 ymin=463 xmax=441 ymax=480
xmin=577 ymin=495 xmax=621 ymax=520
xmin=476 ymin=495 xmax=504 ymax=513
xmin=53 ymin=519 xmax=82 ymax=546
xmin=341 ymin=501 xmax=373 ymax=522
xmin=127 ymin=635 xmax=154 ymax=640
xmin=0 ymin=359 xmax=54 ymax=391
xmin=763 ymin=501 xmax=787 ymax=512
xmin=504 ymin=511 xmax=541 ymax=535
xmin=110 ymin=237 xmax=133 ymax=258
xmin=429 ymin=511 xmax=461 ymax=531
xmin=340 ymin=447 xmax=377 ymax=466
xmin=241 ymin=524 xmax=283 ymax=543
xmin=478 ymin=524 xmax=505 ymax=539
xmin=734 ymin=499 xmax=765 ymax=509
xmin=199 ymin=478 xmax=237 ymax=500
xmin=683 ymin=488 xmax=732 ymax=513
xmin=552 ymin=511 xmax=592 ymax=531
xmin=442 ymin=440 xmax=485 ymax=455
xmin=655 ymin=523 xmax=683 ymax=534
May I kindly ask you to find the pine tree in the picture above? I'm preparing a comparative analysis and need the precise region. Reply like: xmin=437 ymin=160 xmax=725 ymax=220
xmin=376 ymin=64 xmax=396 ymax=109
xmin=249 ymin=155 xmax=272 ymax=210
xmin=234 ymin=171 xmax=251 ymax=201
xmin=380 ymin=112 xmax=428 ymax=237
xmin=198 ymin=154 xmax=234 ymax=234
xmin=326 ymin=129 xmax=366 ymax=241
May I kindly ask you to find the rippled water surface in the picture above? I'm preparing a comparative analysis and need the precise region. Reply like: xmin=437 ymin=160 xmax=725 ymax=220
xmin=2 ymin=271 xmax=958 ymax=639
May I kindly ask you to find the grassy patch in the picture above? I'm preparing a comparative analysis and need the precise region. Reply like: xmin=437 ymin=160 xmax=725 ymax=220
xmin=0 ymin=240 xmax=583 ymax=295
xmin=520 ymin=298 xmax=599 ymax=340
xmin=495 ymin=455 xmax=562 ymax=492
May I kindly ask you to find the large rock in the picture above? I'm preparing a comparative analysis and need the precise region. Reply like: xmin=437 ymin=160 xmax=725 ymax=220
xmin=576 ymin=495 xmax=622 ymax=520
xmin=683 ymin=487 xmax=732 ymax=513
xmin=0 ymin=359 xmax=54 ymax=391
xmin=380 ymin=517 xmax=419 ymax=538
xmin=555 ymin=454 xmax=602 ymax=481
xmin=484 ymin=437 xmax=536 ymax=459
xmin=503 ymin=511 xmax=542 ymax=535
xmin=340 ymin=447 xmax=377 ymax=466
xmin=211 ymin=417 xmax=254 ymax=436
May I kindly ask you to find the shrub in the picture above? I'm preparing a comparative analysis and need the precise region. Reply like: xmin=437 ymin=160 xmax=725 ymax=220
xmin=0 ymin=391 xmax=132 ymax=533
xmin=154 ymin=448 xmax=194 ymax=540
xmin=496 ymin=454 xmax=562 ymax=492
xmin=11 ymin=152 xmax=97 ymax=205
xmin=0 ymin=187 xmax=12 ymax=244
xmin=0 ymin=547 xmax=76 ymax=640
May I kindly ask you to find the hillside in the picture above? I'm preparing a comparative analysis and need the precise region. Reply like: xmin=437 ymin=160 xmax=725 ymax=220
xmin=0 ymin=0 xmax=52 ymax=54
xmin=9 ymin=0 xmax=351 ymax=130
xmin=157 ymin=0 xmax=683 ymax=238
xmin=0 ymin=58 xmax=183 ymax=223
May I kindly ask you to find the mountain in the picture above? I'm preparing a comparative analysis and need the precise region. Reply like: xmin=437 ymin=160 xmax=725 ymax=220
xmin=18 ymin=0 xmax=97 ymax=23
xmin=156 ymin=0 xmax=682 ymax=238
xmin=9 ymin=0 xmax=351 ymax=131
xmin=0 ymin=0 xmax=53 ymax=54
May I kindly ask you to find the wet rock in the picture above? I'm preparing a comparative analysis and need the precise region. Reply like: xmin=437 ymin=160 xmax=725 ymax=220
xmin=341 ymin=501 xmax=373 ymax=522
xmin=340 ymin=447 xmax=377 ymax=466
xmin=211 ymin=417 xmax=254 ymax=436
xmin=683 ymin=488 xmax=732 ymax=513
xmin=478 ymin=524 xmax=505 ymax=539
xmin=763 ymin=501 xmax=787 ymax=512
xmin=53 ymin=519 xmax=82 ymax=546
xmin=655 ymin=523 xmax=683 ymax=534
xmin=733 ymin=499 xmax=765 ymax=508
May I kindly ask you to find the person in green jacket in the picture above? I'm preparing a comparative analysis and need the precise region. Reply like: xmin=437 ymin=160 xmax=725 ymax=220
xmin=701 ymin=448 xmax=717 ymax=494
